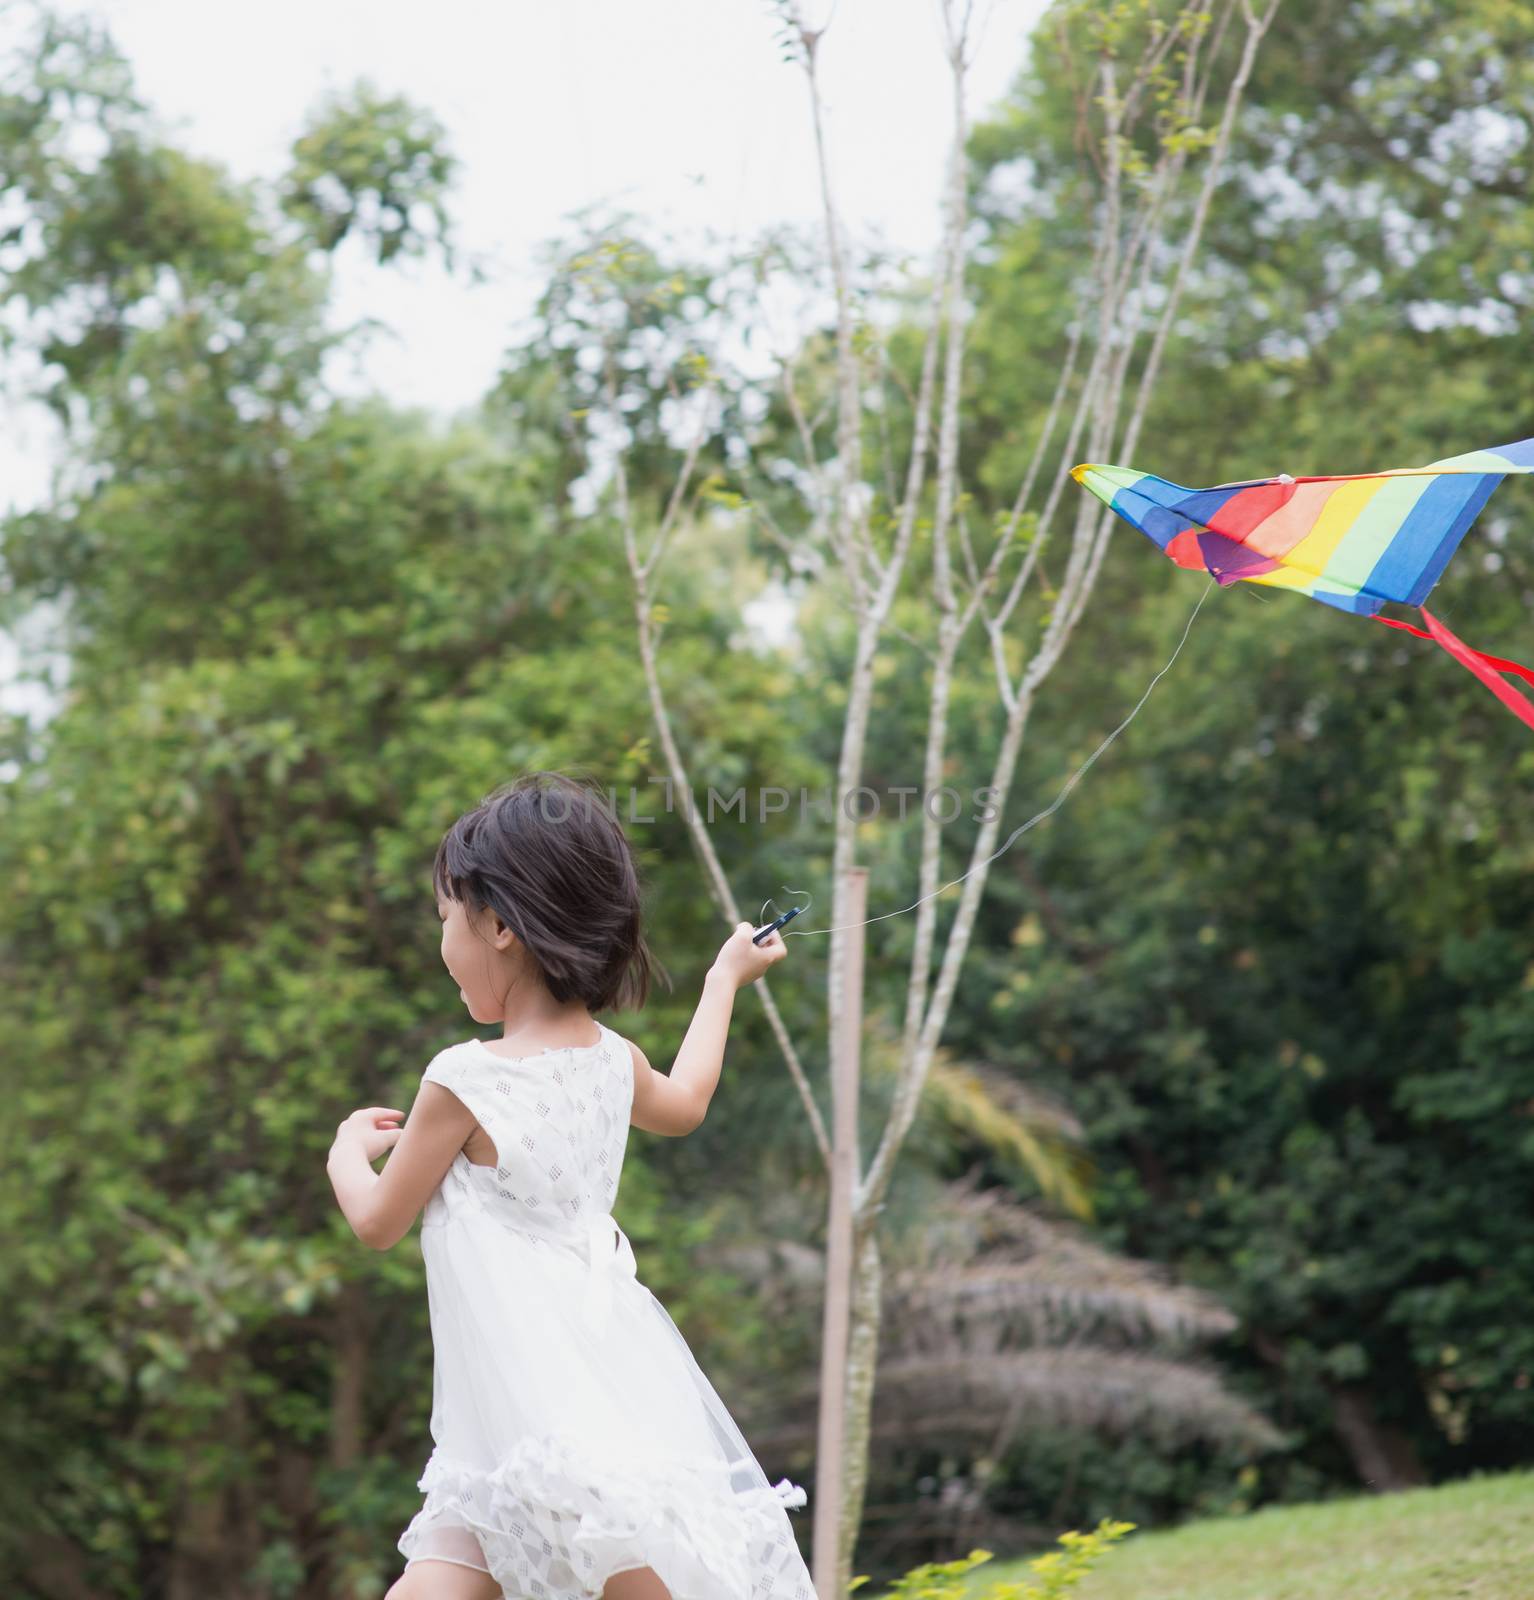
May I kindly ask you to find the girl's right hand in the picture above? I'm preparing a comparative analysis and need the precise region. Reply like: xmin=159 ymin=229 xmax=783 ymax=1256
xmin=711 ymin=920 xmax=789 ymax=989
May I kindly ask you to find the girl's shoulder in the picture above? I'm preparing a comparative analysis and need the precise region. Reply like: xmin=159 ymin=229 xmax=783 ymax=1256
xmin=426 ymin=1028 xmax=629 ymax=1076
xmin=419 ymin=1039 xmax=481 ymax=1087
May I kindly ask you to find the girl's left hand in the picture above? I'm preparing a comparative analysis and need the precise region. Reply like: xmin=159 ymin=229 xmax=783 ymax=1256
xmin=333 ymin=1106 xmax=405 ymax=1162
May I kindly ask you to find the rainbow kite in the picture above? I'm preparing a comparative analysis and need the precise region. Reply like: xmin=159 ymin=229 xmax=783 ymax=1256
xmin=1072 ymin=438 xmax=1534 ymax=729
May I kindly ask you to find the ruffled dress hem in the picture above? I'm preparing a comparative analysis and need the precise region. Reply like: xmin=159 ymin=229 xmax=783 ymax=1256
xmin=399 ymin=1432 xmax=812 ymax=1600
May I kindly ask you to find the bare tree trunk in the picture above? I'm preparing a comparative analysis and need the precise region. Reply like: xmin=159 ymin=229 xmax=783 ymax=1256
xmin=1327 ymin=1383 xmax=1428 ymax=1491
xmin=815 ymin=0 xmax=1286 ymax=1580
xmin=166 ymin=1484 xmax=229 ymax=1600
xmin=166 ymin=1351 xmax=236 ymax=1600
xmin=607 ymin=354 xmax=832 ymax=1168
xmin=324 ymin=1282 xmax=371 ymax=1592
xmin=330 ymin=1282 xmax=368 ymax=1471
xmin=836 ymin=1224 xmax=883 ymax=1590
xmin=615 ymin=2 xmax=1286 ymax=1584
xmin=18 ymin=1532 xmax=101 ymax=1600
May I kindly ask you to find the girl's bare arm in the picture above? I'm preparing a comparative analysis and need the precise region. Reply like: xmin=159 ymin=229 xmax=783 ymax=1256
xmin=327 ymin=1082 xmax=475 ymax=1250
xmin=628 ymin=922 xmax=788 ymax=1136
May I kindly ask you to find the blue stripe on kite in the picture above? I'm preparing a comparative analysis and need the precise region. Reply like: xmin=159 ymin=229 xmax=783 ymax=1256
xmin=1311 ymin=587 xmax=1385 ymax=617
xmin=1403 ymin=472 xmax=1501 ymax=606
xmin=1169 ymin=486 xmax=1249 ymax=526
xmin=1107 ymin=478 xmax=1252 ymax=552
xmin=1361 ymin=474 xmax=1484 ymax=605
xmin=1490 ymin=437 xmax=1534 ymax=467
xmin=1105 ymin=478 xmax=1249 ymax=551
xmin=1109 ymin=488 xmax=1186 ymax=549
xmin=1120 ymin=473 xmax=1206 ymax=509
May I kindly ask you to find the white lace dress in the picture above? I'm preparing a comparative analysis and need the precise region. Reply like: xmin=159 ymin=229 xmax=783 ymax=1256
xmin=397 ymin=1020 xmax=815 ymax=1599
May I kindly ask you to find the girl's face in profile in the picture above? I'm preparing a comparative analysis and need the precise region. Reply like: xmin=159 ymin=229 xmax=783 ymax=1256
xmin=437 ymin=894 xmax=511 ymax=1023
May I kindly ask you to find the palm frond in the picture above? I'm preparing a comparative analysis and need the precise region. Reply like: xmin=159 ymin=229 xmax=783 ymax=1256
xmin=750 ymin=1346 xmax=1282 ymax=1459
xmin=920 ymin=1055 xmax=1097 ymax=1219
xmin=857 ymin=1009 xmax=1094 ymax=1218
xmin=869 ymin=1347 xmax=1285 ymax=1453
xmin=885 ymin=1170 xmax=1235 ymax=1352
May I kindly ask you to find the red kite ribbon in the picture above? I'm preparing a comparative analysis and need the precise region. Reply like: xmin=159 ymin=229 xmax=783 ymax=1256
xmin=1373 ymin=608 xmax=1534 ymax=730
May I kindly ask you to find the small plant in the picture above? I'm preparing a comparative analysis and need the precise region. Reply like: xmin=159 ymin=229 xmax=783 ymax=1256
xmin=851 ymin=1516 xmax=1137 ymax=1599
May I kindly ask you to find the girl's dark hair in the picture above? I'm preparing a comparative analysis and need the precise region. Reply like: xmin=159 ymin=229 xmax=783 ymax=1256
xmin=431 ymin=771 xmax=669 ymax=1013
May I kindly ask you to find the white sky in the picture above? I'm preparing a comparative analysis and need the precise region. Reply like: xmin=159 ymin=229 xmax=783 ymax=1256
xmin=0 ymin=0 xmax=1048 ymax=715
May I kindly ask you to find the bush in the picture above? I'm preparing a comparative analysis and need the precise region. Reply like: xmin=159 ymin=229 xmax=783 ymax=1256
xmin=855 ymin=1516 xmax=1137 ymax=1598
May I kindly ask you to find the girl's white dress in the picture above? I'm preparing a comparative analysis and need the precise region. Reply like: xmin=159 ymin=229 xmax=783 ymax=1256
xmin=397 ymin=1020 xmax=816 ymax=1599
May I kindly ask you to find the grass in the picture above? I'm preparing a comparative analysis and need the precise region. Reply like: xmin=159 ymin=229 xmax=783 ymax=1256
xmin=945 ymin=1470 xmax=1534 ymax=1600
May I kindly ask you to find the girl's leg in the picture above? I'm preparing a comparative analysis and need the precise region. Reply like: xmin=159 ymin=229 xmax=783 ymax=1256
xmin=384 ymin=1556 xmax=673 ymax=1598
xmin=602 ymin=1567 xmax=673 ymax=1599
xmin=384 ymin=1558 xmax=503 ymax=1600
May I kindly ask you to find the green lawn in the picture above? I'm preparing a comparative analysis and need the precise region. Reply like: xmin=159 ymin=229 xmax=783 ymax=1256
xmin=940 ymin=1470 xmax=1534 ymax=1600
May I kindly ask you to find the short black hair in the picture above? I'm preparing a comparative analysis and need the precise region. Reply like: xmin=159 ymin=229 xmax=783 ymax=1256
xmin=431 ymin=771 xmax=669 ymax=1013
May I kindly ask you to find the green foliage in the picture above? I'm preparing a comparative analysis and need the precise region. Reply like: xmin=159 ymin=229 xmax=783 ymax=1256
xmin=282 ymin=82 xmax=457 ymax=265
xmin=763 ymin=0 xmax=809 ymax=66
xmin=956 ymin=0 xmax=1534 ymax=1526
xmin=859 ymin=1517 xmax=1136 ymax=1599
xmin=7 ymin=0 xmax=1534 ymax=1587
xmin=0 ymin=14 xmax=824 ymax=1594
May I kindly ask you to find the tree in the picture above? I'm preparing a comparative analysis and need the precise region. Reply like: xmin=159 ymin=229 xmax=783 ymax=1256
xmin=514 ymin=0 xmax=1286 ymax=1585
xmin=0 ymin=13 xmax=563 ymax=1595
xmin=960 ymin=0 xmax=1534 ymax=1504
xmin=0 ymin=14 xmax=883 ymax=1591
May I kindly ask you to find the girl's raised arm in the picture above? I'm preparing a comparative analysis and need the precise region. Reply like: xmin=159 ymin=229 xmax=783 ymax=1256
xmin=629 ymin=921 xmax=788 ymax=1136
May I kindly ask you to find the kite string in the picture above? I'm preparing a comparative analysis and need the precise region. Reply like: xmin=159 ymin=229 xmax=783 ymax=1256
xmin=779 ymin=576 xmax=1216 ymax=940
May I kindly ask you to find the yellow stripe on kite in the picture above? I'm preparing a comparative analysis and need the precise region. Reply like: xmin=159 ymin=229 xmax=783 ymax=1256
xmin=1278 ymin=477 xmax=1385 ymax=584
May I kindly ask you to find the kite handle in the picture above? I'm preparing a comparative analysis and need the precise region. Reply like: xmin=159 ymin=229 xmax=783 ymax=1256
xmin=1374 ymin=609 xmax=1534 ymax=730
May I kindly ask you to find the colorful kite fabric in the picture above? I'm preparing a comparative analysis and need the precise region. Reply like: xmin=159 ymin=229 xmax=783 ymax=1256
xmin=1071 ymin=438 xmax=1534 ymax=729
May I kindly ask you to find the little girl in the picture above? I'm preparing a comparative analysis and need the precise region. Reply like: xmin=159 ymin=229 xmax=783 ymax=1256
xmin=326 ymin=772 xmax=816 ymax=1600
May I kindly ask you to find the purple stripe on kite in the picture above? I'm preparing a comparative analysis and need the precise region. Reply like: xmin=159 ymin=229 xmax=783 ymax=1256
xmin=1196 ymin=532 xmax=1279 ymax=582
xmin=1361 ymin=473 xmax=1488 ymax=606
xmin=1402 ymin=472 xmax=1501 ymax=607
